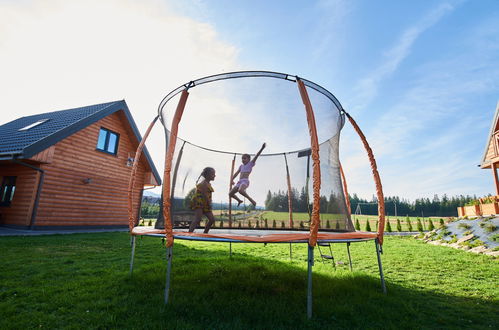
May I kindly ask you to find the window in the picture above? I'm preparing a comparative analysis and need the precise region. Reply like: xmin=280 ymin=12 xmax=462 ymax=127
xmin=96 ymin=128 xmax=120 ymax=155
xmin=18 ymin=119 xmax=49 ymax=131
xmin=0 ymin=176 xmax=16 ymax=206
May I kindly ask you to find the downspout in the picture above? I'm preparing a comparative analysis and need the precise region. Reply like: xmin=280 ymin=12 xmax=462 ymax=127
xmin=11 ymin=159 xmax=45 ymax=230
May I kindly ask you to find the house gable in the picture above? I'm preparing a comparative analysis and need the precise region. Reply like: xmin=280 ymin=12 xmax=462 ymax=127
xmin=481 ymin=101 xmax=499 ymax=169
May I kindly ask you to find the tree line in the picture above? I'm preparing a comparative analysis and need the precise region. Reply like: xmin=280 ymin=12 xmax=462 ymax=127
xmin=263 ymin=190 xmax=478 ymax=217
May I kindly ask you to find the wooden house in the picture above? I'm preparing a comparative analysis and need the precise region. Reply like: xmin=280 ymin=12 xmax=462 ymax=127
xmin=0 ymin=100 xmax=160 ymax=229
xmin=480 ymin=101 xmax=499 ymax=195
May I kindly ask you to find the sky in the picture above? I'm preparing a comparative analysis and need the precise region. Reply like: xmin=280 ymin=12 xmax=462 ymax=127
xmin=1 ymin=0 xmax=498 ymax=203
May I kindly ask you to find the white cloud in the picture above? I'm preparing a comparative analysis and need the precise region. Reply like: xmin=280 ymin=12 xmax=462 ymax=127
xmin=352 ymin=2 xmax=455 ymax=112
xmin=0 ymin=0 xmax=241 ymax=193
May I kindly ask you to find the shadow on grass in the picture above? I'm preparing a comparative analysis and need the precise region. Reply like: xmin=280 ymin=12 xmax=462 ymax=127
xmin=120 ymin=242 xmax=498 ymax=329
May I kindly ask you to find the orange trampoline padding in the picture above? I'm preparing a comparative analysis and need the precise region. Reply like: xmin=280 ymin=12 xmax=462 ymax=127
xmin=131 ymin=227 xmax=377 ymax=243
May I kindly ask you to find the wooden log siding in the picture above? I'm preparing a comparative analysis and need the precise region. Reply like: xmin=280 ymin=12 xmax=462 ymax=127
xmin=0 ymin=164 xmax=39 ymax=226
xmin=33 ymin=111 xmax=150 ymax=227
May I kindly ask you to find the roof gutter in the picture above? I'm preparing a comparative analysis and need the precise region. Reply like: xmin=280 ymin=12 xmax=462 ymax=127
xmin=11 ymin=159 xmax=44 ymax=230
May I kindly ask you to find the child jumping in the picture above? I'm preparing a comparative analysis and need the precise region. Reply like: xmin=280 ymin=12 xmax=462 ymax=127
xmin=189 ymin=167 xmax=216 ymax=233
xmin=229 ymin=143 xmax=266 ymax=207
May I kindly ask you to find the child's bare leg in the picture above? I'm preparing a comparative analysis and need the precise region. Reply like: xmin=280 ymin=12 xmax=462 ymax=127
xmin=229 ymin=186 xmax=243 ymax=205
xmin=203 ymin=211 xmax=216 ymax=233
xmin=189 ymin=209 xmax=203 ymax=232
xmin=238 ymin=187 xmax=256 ymax=206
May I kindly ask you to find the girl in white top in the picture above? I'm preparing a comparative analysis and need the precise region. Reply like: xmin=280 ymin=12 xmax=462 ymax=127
xmin=229 ymin=143 xmax=266 ymax=207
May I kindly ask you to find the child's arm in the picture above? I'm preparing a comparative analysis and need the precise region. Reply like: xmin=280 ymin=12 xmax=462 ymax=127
xmin=252 ymin=143 xmax=266 ymax=163
xmin=231 ymin=168 xmax=241 ymax=184
xmin=198 ymin=181 xmax=211 ymax=205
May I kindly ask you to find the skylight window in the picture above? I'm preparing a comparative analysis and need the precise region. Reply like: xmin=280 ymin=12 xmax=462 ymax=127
xmin=18 ymin=119 xmax=49 ymax=131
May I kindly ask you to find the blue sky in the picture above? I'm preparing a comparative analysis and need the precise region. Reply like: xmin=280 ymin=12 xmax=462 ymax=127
xmin=1 ymin=0 xmax=498 ymax=201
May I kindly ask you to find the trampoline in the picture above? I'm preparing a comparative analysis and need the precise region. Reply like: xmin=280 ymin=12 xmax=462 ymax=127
xmin=127 ymin=71 xmax=386 ymax=318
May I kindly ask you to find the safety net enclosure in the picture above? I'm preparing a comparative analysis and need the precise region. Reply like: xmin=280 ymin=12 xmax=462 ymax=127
xmin=127 ymin=71 xmax=386 ymax=318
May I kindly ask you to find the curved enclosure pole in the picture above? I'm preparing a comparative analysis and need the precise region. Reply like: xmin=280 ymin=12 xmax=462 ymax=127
xmin=339 ymin=162 xmax=351 ymax=216
xmin=283 ymin=153 xmax=294 ymax=228
xmin=344 ymin=112 xmax=386 ymax=244
xmin=128 ymin=116 xmax=159 ymax=232
xmin=297 ymin=79 xmax=321 ymax=247
xmin=162 ymin=90 xmax=190 ymax=247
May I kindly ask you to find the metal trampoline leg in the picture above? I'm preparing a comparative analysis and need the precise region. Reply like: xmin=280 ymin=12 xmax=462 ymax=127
xmin=307 ymin=245 xmax=314 ymax=319
xmin=347 ymin=242 xmax=352 ymax=271
xmin=129 ymin=236 xmax=136 ymax=276
xmin=375 ymin=239 xmax=387 ymax=294
xmin=165 ymin=246 xmax=173 ymax=304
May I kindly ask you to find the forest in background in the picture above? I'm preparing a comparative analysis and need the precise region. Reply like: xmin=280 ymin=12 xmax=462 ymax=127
xmin=141 ymin=188 xmax=479 ymax=218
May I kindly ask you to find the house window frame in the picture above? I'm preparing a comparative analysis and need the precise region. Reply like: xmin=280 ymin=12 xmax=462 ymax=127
xmin=96 ymin=127 xmax=120 ymax=155
xmin=0 ymin=176 xmax=17 ymax=207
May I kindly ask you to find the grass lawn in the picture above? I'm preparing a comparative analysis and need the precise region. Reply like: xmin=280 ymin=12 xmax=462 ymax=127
xmin=1 ymin=233 xmax=497 ymax=329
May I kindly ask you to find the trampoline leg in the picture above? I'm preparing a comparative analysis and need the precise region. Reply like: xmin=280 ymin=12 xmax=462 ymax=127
xmin=347 ymin=242 xmax=353 ymax=271
xmin=165 ymin=246 xmax=173 ymax=304
xmin=375 ymin=239 xmax=387 ymax=294
xmin=129 ymin=236 xmax=136 ymax=276
xmin=307 ymin=245 xmax=314 ymax=319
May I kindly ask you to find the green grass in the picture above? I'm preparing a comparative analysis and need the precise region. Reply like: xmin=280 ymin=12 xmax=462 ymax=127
xmin=1 ymin=233 xmax=497 ymax=329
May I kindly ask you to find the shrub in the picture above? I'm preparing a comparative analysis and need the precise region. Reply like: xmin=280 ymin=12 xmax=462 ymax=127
xmin=264 ymin=219 xmax=268 ymax=228
xmin=326 ymin=220 xmax=331 ymax=229
xmin=406 ymin=218 xmax=413 ymax=232
xmin=355 ymin=219 xmax=361 ymax=230
xmin=335 ymin=221 xmax=340 ymax=230
xmin=417 ymin=219 xmax=423 ymax=232
xmin=439 ymin=218 xmax=445 ymax=227
xmin=300 ymin=221 xmax=304 ymax=229
xmin=396 ymin=219 xmax=402 ymax=232
xmin=272 ymin=220 xmax=276 ymax=228
xmin=256 ymin=220 xmax=260 ymax=228
xmin=428 ymin=219 xmax=434 ymax=231
xmin=463 ymin=230 xmax=473 ymax=236
xmin=490 ymin=234 xmax=499 ymax=242
xmin=238 ymin=222 xmax=242 ymax=228
xmin=219 ymin=220 xmax=224 ymax=228
xmin=457 ymin=223 xmax=471 ymax=230
xmin=147 ymin=219 xmax=153 ymax=226
xmin=281 ymin=221 xmax=285 ymax=228
xmin=484 ymin=223 xmax=497 ymax=233
xmin=365 ymin=220 xmax=372 ymax=232
xmin=248 ymin=220 xmax=252 ymax=228
xmin=386 ymin=221 xmax=392 ymax=232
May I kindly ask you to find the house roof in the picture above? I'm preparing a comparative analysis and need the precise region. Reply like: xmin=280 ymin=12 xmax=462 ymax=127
xmin=0 ymin=100 xmax=161 ymax=184
xmin=480 ymin=101 xmax=499 ymax=169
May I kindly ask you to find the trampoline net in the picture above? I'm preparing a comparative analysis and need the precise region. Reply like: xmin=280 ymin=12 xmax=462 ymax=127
xmin=159 ymin=73 xmax=354 ymax=231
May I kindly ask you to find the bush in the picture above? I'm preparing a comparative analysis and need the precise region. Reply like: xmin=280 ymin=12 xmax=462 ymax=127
xmin=264 ymin=219 xmax=268 ymax=228
xmin=281 ymin=221 xmax=285 ymax=228
xmin=365 ymin=220 xmax=372 ymax=232
xmin=300 ymin=221 xmax=304 ymax=229
xmin=355 ymin=219 xmax=361 ymax=230
xmin=326 ymin=220 xmax=331 ymax=229
xmin=256 ymin=220 xmax=260 ymax=228
xmin=396 ymin=219 xmax=402 ymax=232
xmin=238 ymin=222 xmax=242 ymax=228
xmin=439 ymin=218 xmax=445 ymax=227
xmin=386 ymin=221 xmax=392 ymax=232
xmin=272 ymin=220 xmax=276 ymax=228
xmin=147 ymin=219 xmax=153 ymax=226
xmin=406 ymin=218 xmax=413 ymax=232
xmin=490 ymin=234 xmax=499 ymax=242
xmin=219 ymin=220 xmax=224 ymax=228
xmin=457 ymin=223 xmax=471 ymax=230
xmin=484 ymin=223 xmax=497 ymax=233
xmin=417 ymin=219 xmax=423 ymax=232
xmin=335 ymin=221 xmax=340 ymax=230
xmin=248 ymin=220 xmax=252 ymax=228
xmin=428 ymin=219 xmax=434 ymax=231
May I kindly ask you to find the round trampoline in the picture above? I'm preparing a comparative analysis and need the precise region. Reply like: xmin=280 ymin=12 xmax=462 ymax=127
xmin=127 ymin=71 xmax=386 ymax=318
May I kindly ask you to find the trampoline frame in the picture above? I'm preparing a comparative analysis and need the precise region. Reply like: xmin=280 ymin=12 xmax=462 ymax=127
xmin=127 ymin=71 xmax=387 ymax=319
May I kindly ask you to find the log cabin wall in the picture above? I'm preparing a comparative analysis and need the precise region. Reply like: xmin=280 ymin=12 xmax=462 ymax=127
xmin=34 ymin=111 xmax=150 ymax=227
xmin=0 ymin=164 xmax=39 ymax=226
